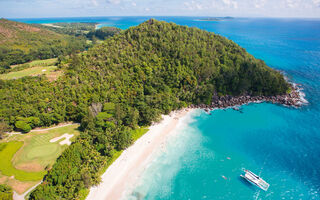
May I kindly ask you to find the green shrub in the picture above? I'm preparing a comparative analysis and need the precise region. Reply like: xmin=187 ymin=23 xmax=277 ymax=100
xmin=15 ymin=121 xmax=31 ymax=133
xmin=0 ymin=184 xmax=13 ymax=200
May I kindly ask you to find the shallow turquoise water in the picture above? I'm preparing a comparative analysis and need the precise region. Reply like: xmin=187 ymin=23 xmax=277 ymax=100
xmin=124 ymin=18 xmax=320 ymax=200
xmin=15 ymin=17 xmax=320 ymax=199
xmin=130 ymin=104 xmax=319 ymax=200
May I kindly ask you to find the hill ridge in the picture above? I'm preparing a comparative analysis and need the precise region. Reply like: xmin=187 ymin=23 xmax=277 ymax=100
xmin=0 ymin=19 xmax=294 ymax=200
xmin=0 ymin=18 xmax=87 ymax=72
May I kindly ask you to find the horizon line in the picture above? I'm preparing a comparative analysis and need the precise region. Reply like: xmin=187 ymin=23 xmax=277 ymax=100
xmin=5 ymin=15 xmax=320 ymax=20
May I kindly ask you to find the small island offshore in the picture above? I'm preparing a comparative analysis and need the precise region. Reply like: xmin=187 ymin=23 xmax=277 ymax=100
xmin=195 ymin=17 xmax=235 ymax=21
xmin=0 ymin=18 xmax=306 ymax=199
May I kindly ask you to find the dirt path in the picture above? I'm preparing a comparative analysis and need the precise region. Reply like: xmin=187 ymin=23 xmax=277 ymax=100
xmin=6 ymin=122 xmax=79 ymax=136
xmin=13 ymin=181 xmax=41 ymax=200
xmin=30 ymin=123 xmax=79 ymax=132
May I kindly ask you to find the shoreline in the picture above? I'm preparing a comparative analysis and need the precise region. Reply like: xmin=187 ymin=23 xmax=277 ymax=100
xmin=86 ymin=109 xmax=194 ymax=200
xmin=190 ymin=83 xmax=307 ymax=112
xmin=87 ymin=83 xmax=307 ymax=200
xmin=95 ymin=23 xmax=101 ymax=30
xmin=41 ymin=23 xmax=62 ymax=28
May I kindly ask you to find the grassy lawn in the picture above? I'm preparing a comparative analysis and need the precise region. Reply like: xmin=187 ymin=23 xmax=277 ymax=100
xmin=12 ymin=124 xmax=80 ymax=171
xmin=0 ymin=58 xmax=61 ymax=80
xmin=131 ymin=126 xmax=149 ymax=142
xmin=0 ymin=141 xmax=46 ymax=181
xmin=1 ymin=125 xmax=146 ymax=196
xmin=0 ymin=124 xmax=80 ymax=194
xmin=0 ymin=65 xmax=58 ymax=80
xmin=10 ymin=58 xmax=57 ymax=69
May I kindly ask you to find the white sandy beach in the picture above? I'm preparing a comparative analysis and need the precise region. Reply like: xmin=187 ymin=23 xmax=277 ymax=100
xmin=86 ymin=109 xmax=193 ymax=200
xmin=41 ymin=23 xmax=62 ymax=28
xmin=95 ymin=24 xmax=101 ymax=29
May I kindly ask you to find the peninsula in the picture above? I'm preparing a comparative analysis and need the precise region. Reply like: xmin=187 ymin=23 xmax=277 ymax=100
xmin=0 ymin=19 xmax=301 ymax=199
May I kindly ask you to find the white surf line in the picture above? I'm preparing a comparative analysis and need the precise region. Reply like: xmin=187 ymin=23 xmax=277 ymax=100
xmin=95 ymin=24 xmax=101 ymax=30
xmin=41 ymin=23 xmax=62 ymax=28
xmin=86 ymin=109 xmax=192 ymax=200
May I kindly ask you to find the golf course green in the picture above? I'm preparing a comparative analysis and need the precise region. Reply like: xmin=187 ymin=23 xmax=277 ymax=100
xmin=0 ymin=124 xmax=80 ymax=183
xmin=0 ymin=141 xmax=46 ymax=181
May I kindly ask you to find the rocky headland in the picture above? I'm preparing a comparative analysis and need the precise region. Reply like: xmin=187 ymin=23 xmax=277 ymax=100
xmin=189 ymin=83 xmax=306 ymax=112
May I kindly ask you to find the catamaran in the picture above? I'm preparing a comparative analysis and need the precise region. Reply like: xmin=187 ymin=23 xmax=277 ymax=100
xmin=240 ymin=169 xmax=270 ymax=191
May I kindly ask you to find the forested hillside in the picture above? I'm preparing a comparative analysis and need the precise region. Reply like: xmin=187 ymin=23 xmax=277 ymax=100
xmin=34 ymin=22 xmax=97 ymax=36
xmin=0 ymin=19 xmax=289 ymax=199
xmin=0 ymin=19 xmax=88 ymax=72
xmin=36 ymin=22 xmax=121 ymax=42
xmin=86 ymin=26 xmax=121 ymax=40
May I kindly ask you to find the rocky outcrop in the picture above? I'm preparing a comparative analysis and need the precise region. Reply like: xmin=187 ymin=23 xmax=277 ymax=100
xmin=189 ymin=84 xmax=305 ymax=112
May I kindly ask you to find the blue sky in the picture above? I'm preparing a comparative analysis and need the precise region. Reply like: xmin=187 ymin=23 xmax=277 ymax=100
xmin=1 ymin=0 xmax=320 ymax=18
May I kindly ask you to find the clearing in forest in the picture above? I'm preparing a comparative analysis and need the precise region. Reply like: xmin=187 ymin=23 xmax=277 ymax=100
xmin=0 ymin=58 xmax=62 ymax=80
xmin=0 ymin=124 xmax=80 ymax=194
xmin=10 ymin=58 xmax=57 ymax=69
xmin=0 ymin=65 xmax=58 ymax=80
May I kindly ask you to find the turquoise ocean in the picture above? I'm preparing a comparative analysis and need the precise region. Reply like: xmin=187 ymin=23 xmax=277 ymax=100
xmin=13 ymin=17 xmax=320 ymax=199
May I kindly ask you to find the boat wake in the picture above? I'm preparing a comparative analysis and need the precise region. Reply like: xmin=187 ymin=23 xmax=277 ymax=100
xmin=254 ymin=190 xmax=261 ymax=200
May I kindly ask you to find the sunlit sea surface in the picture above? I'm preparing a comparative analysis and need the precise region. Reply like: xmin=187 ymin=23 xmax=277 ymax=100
xmin=15 ymin=17 xmax=320 ymax=200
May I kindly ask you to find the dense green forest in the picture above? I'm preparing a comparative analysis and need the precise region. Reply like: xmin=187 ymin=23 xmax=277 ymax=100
xmin=36 ymin=22 xmax=121 ymax=41
xmin=34 ymin=22 xmax=97 ymax=37
xmin=0 ymin=19 xmax=122 ymax=73
xmin=0 ymin=184 xmax=12 ymax=200
xmin=86 ymin=26 xmax=121 ymax=40
xmin=0 ymin=19 xmax=88 ymax=73
xmin=0 ymin=19 xmax=289 ymax=199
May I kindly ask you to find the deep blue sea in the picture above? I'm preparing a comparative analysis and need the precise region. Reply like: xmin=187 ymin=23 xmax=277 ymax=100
xmin=14 ymin=17 xmax=320 ymax=199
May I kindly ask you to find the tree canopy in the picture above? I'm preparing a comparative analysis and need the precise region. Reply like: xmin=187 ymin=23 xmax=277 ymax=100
xmin=0 ymin=19 xmax=289 ymax=199
xmin=87 ymin=26 xmax=121 ymax=40
xmin=0 ymin=19 xmax=88 ymax=73
xmin=0 ymin=184 xmax=13 ymax=200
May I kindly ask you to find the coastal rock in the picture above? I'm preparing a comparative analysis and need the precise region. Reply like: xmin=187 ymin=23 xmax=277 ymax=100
xmin=193 ymin=84 xmax=304 ymax=111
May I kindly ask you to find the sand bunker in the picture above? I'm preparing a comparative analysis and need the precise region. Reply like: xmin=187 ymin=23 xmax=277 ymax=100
xmin=50 ymin=133 xmax=74 ymax=145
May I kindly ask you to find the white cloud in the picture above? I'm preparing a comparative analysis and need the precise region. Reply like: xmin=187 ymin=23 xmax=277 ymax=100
xmin=184 ymin=1 xmax=203 ymax=10
xmin=313 ymin=0 xmax=320 ymax=6
xmin=196 ymin=3 xmax=203 ymax=10
xmin=222 ymin=0 xmax=238 ymax=9
xmin=254 ymin=0 xmax=266 ymax=8
xmin=106 ymin=0 xmax=120 ymax=5
xmin=286 ymin=0 xmax=298 ymax=8
xmin=184 ymin=2 xmax=191 ymax=9
xmin=1 ymin=0 xmax=320 ymax=18
xmin=91 ymin=0 xmax=98 ymax=6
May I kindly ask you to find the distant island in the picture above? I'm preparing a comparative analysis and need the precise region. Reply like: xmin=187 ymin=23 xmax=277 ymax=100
xmin=196 ymin=17 xmax=235 ymax=21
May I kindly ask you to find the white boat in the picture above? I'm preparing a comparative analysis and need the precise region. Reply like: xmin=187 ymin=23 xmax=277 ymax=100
xmin=240 ymin=169 xmax=269 ymax=191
